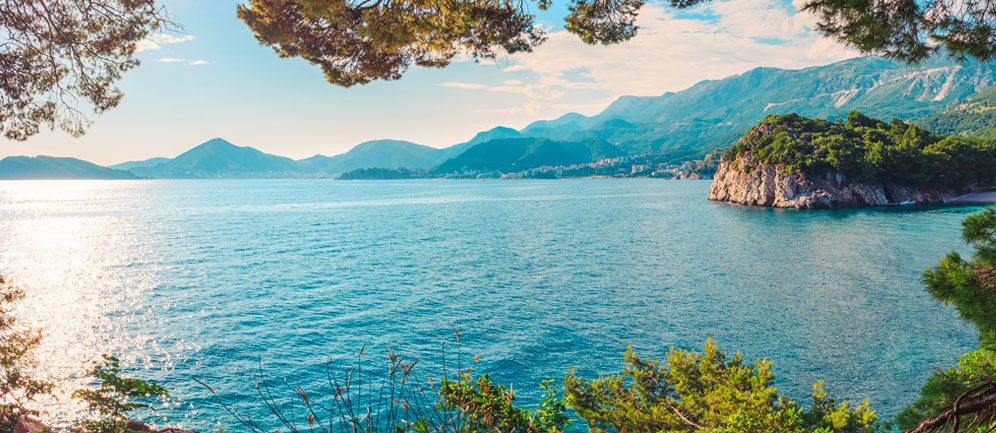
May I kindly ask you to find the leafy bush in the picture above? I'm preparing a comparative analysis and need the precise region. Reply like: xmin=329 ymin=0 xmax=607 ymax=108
xmin=436 ymin=375 xmax=570 ymax=433
xmin=0 ymin=276 xmax=53 ymax=431
xmin=726 ymin=112 xmax=996 ymax=189
xmin=72 ymin=355 xmax=169 ymax=433
xmin=563 ymin=339 xmax=875 ymax=433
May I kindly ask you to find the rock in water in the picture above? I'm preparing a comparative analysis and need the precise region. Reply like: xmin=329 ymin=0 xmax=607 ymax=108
xmin=708 ymin=154 xmax=954 ymax=209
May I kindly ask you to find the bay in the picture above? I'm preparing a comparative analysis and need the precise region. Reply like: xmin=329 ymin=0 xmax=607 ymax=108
xmin=0 ymin=179 xmax=981 ymax=431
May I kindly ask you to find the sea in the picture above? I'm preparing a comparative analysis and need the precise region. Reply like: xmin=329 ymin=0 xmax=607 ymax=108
xmin=0 ymin=179 xmax=983 ymax=431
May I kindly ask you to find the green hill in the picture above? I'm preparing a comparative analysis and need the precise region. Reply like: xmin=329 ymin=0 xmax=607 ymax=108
xmin=108 ymin=157 xmax=171 ymax=171
xmin=299 ymin=139 xmax=442 ymax=175
xmin=130 ymin=138 xmax=300 ymax=178
xmin=433 ymin=137 xmax=624 ymax=174
xmin=439 ymin=127 xmax=522 ymax=159
xmin=0 ymin=156 xmax=139 ymax=180
xmin=915 ymin=85 xmax=996 ymax=139
xmin=727 ymin=111 xmax=996 ymax=189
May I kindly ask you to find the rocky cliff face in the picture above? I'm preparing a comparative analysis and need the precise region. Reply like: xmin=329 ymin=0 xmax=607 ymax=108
xmin=708 ymin=154 xmax=955 ymax=209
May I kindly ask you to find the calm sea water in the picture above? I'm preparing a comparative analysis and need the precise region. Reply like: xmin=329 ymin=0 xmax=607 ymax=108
xmin=0 ymin=179 xmax=983 ymax=431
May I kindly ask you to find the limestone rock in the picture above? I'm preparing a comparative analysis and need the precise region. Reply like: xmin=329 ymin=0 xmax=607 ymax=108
xmin=708 ymin=154 xmax=955 ymax=209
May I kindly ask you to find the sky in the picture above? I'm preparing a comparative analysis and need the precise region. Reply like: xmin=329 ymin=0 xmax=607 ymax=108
xmin=11 ymin=0 xmax=858 ymax=165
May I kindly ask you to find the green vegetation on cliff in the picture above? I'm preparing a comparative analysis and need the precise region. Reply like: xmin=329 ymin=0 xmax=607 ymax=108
xmin=915 ymin=86 xmax=996 ymax=139
xmin=726 ymin=112 xmax=996 ymax=189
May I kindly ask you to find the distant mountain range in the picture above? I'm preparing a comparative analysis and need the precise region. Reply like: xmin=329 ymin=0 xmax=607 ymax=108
xmin=510 ymin=56 xmax=996 ymax=156
xmin=434 ymin=137 xmax=624 ymax=174
xmin=4 ymin=56 xmax=996 ymax=180
xmin=97 ymin=138 xmax=447 ymax=180
xmin=0 ymin=156 xmax=137 ymax=180
xmin=298 ymin=139 xmax=445 ymax=175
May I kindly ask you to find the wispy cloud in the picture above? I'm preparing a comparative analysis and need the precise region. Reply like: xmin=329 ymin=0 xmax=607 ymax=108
xmin=156 ymin=58 xmax=186 ymax=63
xmin=135 ymin=33 xmax=196 ymax=53
xmin=477 ymin=97 xmax=618 ymax=114
xmin=149 ymin=34 xmax=196 ymax=44
xmin=188 ymin=60 xmax=212 ymax=66
xmin=437 ymin=75 xmax=602 ymax=115
xmin=438 ymin=82 xmax=489 ymax=90
xmin=446 ymin=0 xmax=860 ymax=117
xmin=135 ymin=39 xmax=161 ymax=53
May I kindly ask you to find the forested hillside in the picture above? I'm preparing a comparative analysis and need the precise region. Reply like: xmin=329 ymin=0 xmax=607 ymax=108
xmin=727 ymin=112 xmax=996 ymax=188
xmin=916 ymin=86 xmax=996 ymax=139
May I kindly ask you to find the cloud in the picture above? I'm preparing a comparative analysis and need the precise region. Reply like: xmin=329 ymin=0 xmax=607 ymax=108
xmin=437 ymin=76 xmax=602 ymax=115
xmin=188 ymin=60 xmax=212 ymax=66
xmin=135 ymin=40 xmax=160 ymax=53
xmin=438 ymin=82 xmax=489 ymax=90
xmin=478 ymin=97 xmax=617 ymax=114
xmin=156 ymin=58 xmax=186 ymax=63
xmin=149 ymin=34 xmax=196 ymax=44
xmin=135 ymin=33 xmax=195 ymax=53
xmin=449 ymin=0 xmax=861 ymax=117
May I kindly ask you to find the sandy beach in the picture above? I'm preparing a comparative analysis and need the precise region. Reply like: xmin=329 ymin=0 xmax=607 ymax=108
xmin=947 ymin=192 xmax=996 ymax=203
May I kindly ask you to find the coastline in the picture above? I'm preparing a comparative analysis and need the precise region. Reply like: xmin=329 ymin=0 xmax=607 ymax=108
xmin=946 ymin=191 xmax=996 ymax=204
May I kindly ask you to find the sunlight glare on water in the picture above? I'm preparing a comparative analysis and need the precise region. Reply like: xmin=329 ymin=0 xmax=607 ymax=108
xmin=0 ymin=181 xmax=191 ymax=426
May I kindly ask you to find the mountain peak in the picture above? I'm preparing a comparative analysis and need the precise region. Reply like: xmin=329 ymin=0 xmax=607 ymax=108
xmin=352 ymin=139 xmax=423 ymax=152
xmin=196 ymin=138 xmax=238 ymax=149
xmin=472 ymin=126 xmax=520 ymax=140
xmin=298 ymin=139 xmax=442 ymax=174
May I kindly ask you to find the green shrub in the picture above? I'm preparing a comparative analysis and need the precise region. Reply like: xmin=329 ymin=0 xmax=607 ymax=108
xmin=563 ymin=339 xmax=875 ymax=433
xmin=72 ymin=355 xmax=169 ymax=433
xmin=435 ymin=375 xmax=570 ymax=433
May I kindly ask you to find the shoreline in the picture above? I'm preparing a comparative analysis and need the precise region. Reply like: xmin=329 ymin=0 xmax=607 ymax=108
xmin=945 ymin=191 xmax=996 ymax=204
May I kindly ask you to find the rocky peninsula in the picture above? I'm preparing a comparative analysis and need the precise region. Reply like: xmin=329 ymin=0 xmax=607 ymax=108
xmin=707 ymin=112 xmax=995 ymax=209
xmin=708 ymin=154 xmax=955 ymax=209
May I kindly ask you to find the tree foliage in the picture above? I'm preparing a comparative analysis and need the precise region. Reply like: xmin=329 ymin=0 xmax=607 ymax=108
xmin=563 ymin=339 xmax=876 ymax=433
xmin=0 ymin=0 xmax=167 ymax=140
xmin=801 ymin=0 xmax=996 ymax=63
xmin=726 ymin=112 xmax=996 ymax=189
xmin=72 ymin=354 xmax=169 ymax=433
xmin=670 ymin=0 xmax=996 ymax=63
xmin=236 ymin=0 xmax=642 ymax=87
xmin=238 ymin=0 xmax=996 ymax=86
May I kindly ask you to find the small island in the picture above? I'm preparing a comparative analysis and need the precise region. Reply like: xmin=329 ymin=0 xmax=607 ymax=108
xmin=709 ymin=112 xmax=996 ymax=209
